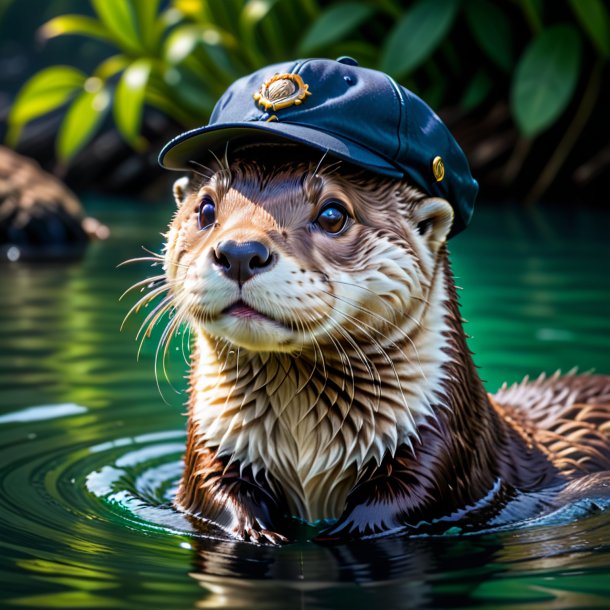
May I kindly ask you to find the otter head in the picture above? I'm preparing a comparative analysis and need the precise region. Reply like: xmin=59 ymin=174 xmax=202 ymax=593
xmin=164 ymin=149 xmax=454 ymax=356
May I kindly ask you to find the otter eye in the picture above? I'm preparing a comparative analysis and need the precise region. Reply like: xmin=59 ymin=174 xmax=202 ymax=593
xmin=315 ymin=202 xmax=348 ymax=235
xmin=198 ymin=196 xmax=216 ymax=230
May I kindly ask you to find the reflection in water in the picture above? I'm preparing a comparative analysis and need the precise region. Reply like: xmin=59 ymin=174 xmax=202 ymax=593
xmin=188 ymin=535 xmax=498 ymax=609
xmin=1 ymin=200 xmax=610 ymax=609
xmin=187 ymin=517 xmax=610 ymax=609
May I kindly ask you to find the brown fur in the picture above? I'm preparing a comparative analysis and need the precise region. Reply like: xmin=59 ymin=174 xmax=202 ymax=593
xmin=156 ymin=149 xmax=610 ymax=543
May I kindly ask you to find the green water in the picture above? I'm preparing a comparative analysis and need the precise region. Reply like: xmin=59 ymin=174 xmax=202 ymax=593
xmin=1 ymin=198 xmax=609 ymax=610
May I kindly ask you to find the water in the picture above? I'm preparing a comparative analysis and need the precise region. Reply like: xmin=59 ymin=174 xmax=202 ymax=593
xmin=1 ymin=198 xmax=610 ymax=609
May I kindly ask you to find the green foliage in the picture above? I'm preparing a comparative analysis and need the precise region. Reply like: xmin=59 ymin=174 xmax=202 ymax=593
xmin=7 ymin=66 xmax=86 ymax=146
xmin=381 ymin=0 xmax=459 ymax=78
xmin=512 ymin=24 xmax=582 ymax=136
xmin=569 ymin=0 xmax=610 ymax=59
xmin=464 ymin=0 xmax=513 ymax=71
xmin=6 ymin=0 xmax=609 ymax=178
xmin=114 ymin=59 xmax=152 ymax=150
xmin=58 ymin=85 xmax=110 ymax=161
xmin=298 ymin=3 xmax=375 ymax=54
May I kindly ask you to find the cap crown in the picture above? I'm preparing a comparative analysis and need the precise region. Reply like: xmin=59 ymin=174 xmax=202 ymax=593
xmin=160 ymin=58 xmax=478 ymax=236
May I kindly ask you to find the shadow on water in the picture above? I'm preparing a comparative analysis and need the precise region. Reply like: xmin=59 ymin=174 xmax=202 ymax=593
xmin=1 ymin=198 xmax=610 ymax=609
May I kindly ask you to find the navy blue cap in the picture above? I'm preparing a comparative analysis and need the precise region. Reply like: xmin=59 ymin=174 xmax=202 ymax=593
xmin=159 ymin=58 xmax=478 ymax=237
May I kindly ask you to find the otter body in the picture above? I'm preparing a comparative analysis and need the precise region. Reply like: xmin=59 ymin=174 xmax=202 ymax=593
xmin=157 ymin=153 xmax=610 ymax=544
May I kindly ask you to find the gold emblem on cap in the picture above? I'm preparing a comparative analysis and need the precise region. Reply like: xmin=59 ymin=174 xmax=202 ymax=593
xmin=432 ymin=156 xmax=445 ymax=182
xmin=253 ymin=73 xmax=312 ymax=111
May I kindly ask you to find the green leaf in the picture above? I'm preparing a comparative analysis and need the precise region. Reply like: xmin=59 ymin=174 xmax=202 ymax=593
xmin=91 ymin=0 xmax=143 ymax=54
xmin=380 ymin=0 xmax=460 ymax=78
xmin=57 ymin=87 xmax=110 ymax=162
xmin=460 ymin=70 xmax=492 ymax=110
xmin=113 ymin=59 xmax=152 ymax=149
xmin=132 ymin=0 xmax=162 ymax=51
xmin=162 ymin=68 xmax=217 ymax=117
xmin=39 ymin=15 xmax=115 ymax=44
xmin=162 ymin=25 xmax=240 ymax=96
xmin=163 ymin=24 xmax=208 ymax=64
xmin=511 ymin=24 xmax=583 ymax=136
xmin=7 ymin=66 xmax=86 ymax=146
xmin=569 ymin=0 xmax=610 ymax=58
xmin=93 ymin=55 xmax=131 ymax=80
xmin=298 ymin=3 xmax=375 ymax=54
xmin=464 ymin=0 xmax=513 ymax=71
xmin=238 ymin=0 xmax=281 ymax=66
xmin=145 ymin=87 xmax=203 ymax=127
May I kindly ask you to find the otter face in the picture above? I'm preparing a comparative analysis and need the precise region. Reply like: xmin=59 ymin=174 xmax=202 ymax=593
xmin=164 ymin=152 xmax=454 ymax=353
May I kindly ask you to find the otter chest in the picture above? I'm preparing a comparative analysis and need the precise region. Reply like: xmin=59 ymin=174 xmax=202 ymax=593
xmin=192 ymin=352 xmax=365 ymax=520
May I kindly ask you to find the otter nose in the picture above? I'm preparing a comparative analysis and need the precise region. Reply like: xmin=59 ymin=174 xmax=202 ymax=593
xmin=213 ymin=240 xmax=274 ymax=284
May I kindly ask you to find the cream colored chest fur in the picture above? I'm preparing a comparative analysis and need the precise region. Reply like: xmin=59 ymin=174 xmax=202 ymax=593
xmin=189 ymin=268 xmax=450 ymax=521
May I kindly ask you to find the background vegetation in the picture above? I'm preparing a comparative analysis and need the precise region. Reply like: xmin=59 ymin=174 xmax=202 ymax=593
xmin=2 ymin=0 xmax=608 ymax=202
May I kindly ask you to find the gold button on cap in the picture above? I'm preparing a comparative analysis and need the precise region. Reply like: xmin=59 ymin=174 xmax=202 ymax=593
xmin=432 ymin=156 xmax=444 ymax=182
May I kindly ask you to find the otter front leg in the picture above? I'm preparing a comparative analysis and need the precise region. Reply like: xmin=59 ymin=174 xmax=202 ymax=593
xmin=176 ymin=448 xmax=288 ymax=545
xmin=314 ymin=477 xmax=416 ymax=541
xmin=315 ymin=444 xmax=459 ymax=541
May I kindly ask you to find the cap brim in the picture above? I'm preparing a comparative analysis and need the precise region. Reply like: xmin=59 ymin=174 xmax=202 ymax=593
xmin=158 ymin=121 xmax=404 ymax=179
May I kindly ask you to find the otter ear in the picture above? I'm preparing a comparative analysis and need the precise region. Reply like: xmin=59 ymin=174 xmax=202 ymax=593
xmin=412 ymin=198 xmax=454 ymax=251
xmin=173 ymin=176 xmax=190 ymax=207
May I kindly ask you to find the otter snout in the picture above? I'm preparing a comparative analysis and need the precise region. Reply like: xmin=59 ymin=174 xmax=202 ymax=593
xmin=212 ymin=240 xmax=275 ymax=284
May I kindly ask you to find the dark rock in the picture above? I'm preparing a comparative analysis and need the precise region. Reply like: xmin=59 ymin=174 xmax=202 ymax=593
xmin=0 ymin=146 xmax=108 ymax=262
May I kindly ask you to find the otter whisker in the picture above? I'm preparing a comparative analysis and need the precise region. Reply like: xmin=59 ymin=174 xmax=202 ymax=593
xmin=122 ymin=284 xmax=173 ymax=332
xmin=289 ymin=313 xmax=322 ymax=392
xmin=135 ymin=293 xmax=176 ymax=341
xmin=333 ymin=279 xmax=431 ymax=312
xmin=332 ymin=274 xmax=429 ymax=332
xmin=153 ymin=311 xmax=182 ymax=401
xmin=332 ymin=320 xmax=379 ymax=387
xmin=119 ymin=246 xmax=187 ymax=268
xmin=311 ymin=150 xmax=331 ymax=178
xmin=314 ymin=324 xmax=361 ymax=440
xmin=317 ymin=320 xmax=355 ymax=398
xmin=321 ymin=293 xmax=428 ymax=417
xmin=180 ymin=322 xmax=192 ymax=366
xmin=136 ymin=301 xmax=175 ymax=361
xmin=207 ymin=147 xmax=231 ymax=177
xmin=120 ymin=274 xmax=166 ymax=299
xmin=339 ymin=317 xmax=415 ymax=434
xmin=329 ymin=318 xmax=382 ymax=405
xmin=292 ymin=312 xmax=328 ymax=396
xmin=217 ymin=340 xmax=234 ymax=376
xmin=118 ymin=256 xmax=164 ymax=268
xmin=317 ymin=159 xmax=344 ymax=178
xmin=187 ymin=159 xmax=216 ymax=181
xmin=293 ymin=317 xmax=319 ymax=393
xmin=295 ymin=307 xmax=351 ymax=413
xmin=319 ymin=289 xmax=429 ymax=385
xmin=154 ymin=290 xmax=197 ymax=396
xmin=164 ymin=293 xmax=193 ymax=372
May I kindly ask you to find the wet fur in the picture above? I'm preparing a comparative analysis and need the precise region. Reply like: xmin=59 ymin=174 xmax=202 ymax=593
xmin=158 ymin=149 xmax=610 ymax=543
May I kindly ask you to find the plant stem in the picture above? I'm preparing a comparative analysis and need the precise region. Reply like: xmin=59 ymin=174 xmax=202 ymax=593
xmin=501 ymin=135 xmax=532 ymax=186
xmin=518 ymin=0 xmax=543 ymax=34
xmin=525 ymin=59 xmax=603 ymax=204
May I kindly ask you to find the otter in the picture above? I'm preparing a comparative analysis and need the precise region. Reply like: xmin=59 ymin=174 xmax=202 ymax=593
xmin=148 ymin=59 xmax=610 ymax=544
xmin=152 ymin=149 xmax=610 ymax=544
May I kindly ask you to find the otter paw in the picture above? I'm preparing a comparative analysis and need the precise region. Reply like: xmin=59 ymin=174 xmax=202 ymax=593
xmin=237 ymin=524 xmax=289 ymax=545
xmin=313 ymin=504 xmax=406 ymax=542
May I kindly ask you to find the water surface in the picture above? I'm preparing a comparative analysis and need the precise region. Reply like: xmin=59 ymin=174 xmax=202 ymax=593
xmin=1 ymin=198 xmax=609 ymax=609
